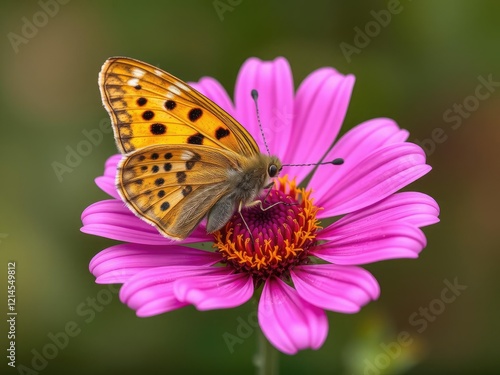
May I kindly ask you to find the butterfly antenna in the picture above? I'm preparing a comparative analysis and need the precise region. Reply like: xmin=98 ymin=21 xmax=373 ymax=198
xmin=251 ymin=89 xmax=271 ymax=156
xmin=251 ymin=89 xmax=344 ymax=168
xmin=283 ymin=158 xmax=344 ymax=167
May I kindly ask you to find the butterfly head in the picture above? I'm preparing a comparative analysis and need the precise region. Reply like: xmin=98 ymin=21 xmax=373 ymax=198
xmin=261 ymin=155 xmax=282 ymax=190
xmin=267 ymin=156 xmax=282 ymax=178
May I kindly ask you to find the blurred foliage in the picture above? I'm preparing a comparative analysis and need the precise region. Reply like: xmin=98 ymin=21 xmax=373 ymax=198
xmin=1 ymin=0 xmax=499 ymax=374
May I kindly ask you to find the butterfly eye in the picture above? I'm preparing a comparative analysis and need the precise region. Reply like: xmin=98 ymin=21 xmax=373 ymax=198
xmin=268 ymin=164 xmax=279 ymax=177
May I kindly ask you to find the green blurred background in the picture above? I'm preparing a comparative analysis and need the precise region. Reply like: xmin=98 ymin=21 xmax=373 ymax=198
xmin=1 ymin=0 xmax=499 ymax=374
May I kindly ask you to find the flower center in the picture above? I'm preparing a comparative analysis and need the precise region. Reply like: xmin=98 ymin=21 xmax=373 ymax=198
xmin=213 ymin=176 xmax=320 ymax=282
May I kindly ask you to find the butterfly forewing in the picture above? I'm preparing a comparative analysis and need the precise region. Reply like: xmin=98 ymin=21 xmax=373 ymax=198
xmin=99 ymin=57 xmax=259 ymax=156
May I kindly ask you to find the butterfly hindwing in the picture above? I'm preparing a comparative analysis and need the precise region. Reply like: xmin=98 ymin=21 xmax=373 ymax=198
xmin=118 ymin=144 xmax=241 ymax=239
xmin=99 ymin=57 xmax=260 ymax=157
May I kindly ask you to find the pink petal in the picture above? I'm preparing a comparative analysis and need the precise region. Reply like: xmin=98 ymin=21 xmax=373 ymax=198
xmin=309 ymin=118 xmax=409 ymax=203
xmin=281 ymin=68 xmax=355 ymax=183
xmin=312 ymin=223 xmax=426 ymax=265
xmin=258 ymin=277 xmax=328 ymax=355
xmin=319 ymin=192 xmax=440 ymax=241
xmin=314 ymin=142 xmax=431 ymax=218
xmin=94 ymin=154 xmax=121 ymax=199
xmin=89 ymin=244 xmax=222 ymax=284
xmin=174 ymin=273 xmax=253 ymax=310
xmin=120 ymin=266 xmax=230 ymax=317
xmin=95 ymin=176 xmax=119 ymax=199
xmin=81 ymin=199 xmax=212 ymax=244
xmin=188 ymin=77 xmax=236 ymax=117
xmin=234 ymin=57 xmax=294 ymax=159
xmin=135 ymin=297 xmax=188 ymax=317
xmin=103 ymin=154 xmax=122 ymax=177
xmin=291 ymin=264 xmax=380 ymax=314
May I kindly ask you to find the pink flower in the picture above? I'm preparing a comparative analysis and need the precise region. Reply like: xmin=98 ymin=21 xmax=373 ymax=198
xmin=82 ymin=57 xmax=439 ymax=355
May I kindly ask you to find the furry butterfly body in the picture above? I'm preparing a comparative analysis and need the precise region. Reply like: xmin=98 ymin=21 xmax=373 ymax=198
xmin=99 ymin=57 xmax=281 ymax=240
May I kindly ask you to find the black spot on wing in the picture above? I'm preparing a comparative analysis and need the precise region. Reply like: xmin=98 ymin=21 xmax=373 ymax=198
xmin=215 ymin=127 xmax=230 ymax=140
xmin=187 ymin=133 xmax=204 ymax=145
xmin=165 ymin=100 xmax=176 ymax=110
xmin=142 ymin=110 xmax=154 ymax=120
xmin=150 ymin=123 xmax=166 ymax=135
xmin=188 ymin=108 xmax=203 ymax=122
xmin=176 ymin=172 xmax=186 ymax=183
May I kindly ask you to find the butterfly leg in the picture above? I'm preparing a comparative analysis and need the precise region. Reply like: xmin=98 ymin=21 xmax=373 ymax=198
xmin=255 ymin=200 xmax=298 ymax=212
xmin=238 ymin=201 xmax=255 ymax=243
xmin=261 ymin=184 xmax=274 ymax=206
xmin=258 ymin=182 xmax=299 ymax=211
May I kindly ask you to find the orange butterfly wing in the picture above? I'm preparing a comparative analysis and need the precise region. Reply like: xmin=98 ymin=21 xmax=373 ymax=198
xmin=117 ymin=144 xmax=240 ymax=239
xmin=99 ymin=57 xmax=259 ymax=157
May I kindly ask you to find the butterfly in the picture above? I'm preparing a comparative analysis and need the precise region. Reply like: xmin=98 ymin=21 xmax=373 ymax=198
xmin=99 ymin=57 xmax=282 ymax=240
